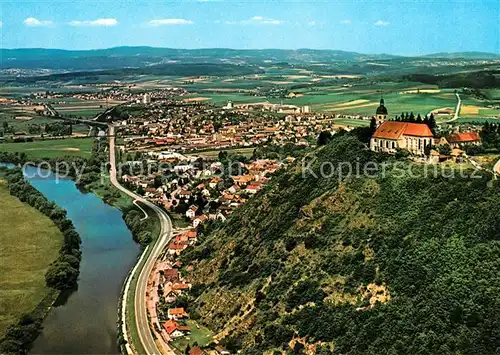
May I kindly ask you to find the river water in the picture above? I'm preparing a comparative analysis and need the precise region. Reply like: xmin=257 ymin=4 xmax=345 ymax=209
xmin=3 ymin=165 xmax=140 ymax=354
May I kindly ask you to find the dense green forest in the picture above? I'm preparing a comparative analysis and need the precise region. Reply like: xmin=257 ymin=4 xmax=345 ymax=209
xmin=406 ymin=70 xmax=500 ymax=89
xmin=181 ymin=135 xmax=500 ymax=354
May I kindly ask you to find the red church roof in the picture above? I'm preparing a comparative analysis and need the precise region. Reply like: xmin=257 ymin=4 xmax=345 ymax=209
xmin=373 ymin=121 xmax=433 ymax=140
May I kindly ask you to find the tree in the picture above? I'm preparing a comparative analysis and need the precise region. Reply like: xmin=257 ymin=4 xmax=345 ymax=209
xmin=154 ymin=175 xmax=163 ymax=189
xmin=370 ymin=117 xmax=377 ymax=133
xmin=438 ymin=144 xmax=451 ymax=155
xmin=45 ymin=261 xmax=79 ymax=290
xmin=424 ymin=143 xmax=432 ymax=156
xmin=317 ymin=131 xmax=333 ymax=146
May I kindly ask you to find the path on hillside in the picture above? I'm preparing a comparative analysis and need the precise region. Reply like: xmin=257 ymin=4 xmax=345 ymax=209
xmin=109 ymin=124 xmax=175 ymax=355
xmin=447 ymin=92 xmax=462 ymax=123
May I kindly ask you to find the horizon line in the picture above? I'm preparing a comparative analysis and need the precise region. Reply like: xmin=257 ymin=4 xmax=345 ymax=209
xmin=1 ymin=46 xmax=499 ymax=58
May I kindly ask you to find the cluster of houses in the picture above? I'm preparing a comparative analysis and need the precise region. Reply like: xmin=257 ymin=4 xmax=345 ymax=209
xmin=116 ymin=100 xmax=374 ymax=153
xmin=146 ymin=232 xmax=231 ymax=354
xmin=120 ymin=153 xmax=289 ymax=230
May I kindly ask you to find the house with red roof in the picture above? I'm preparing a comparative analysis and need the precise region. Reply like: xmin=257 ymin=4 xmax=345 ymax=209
xmin=163 ymin=319 xmax=191 ymax=338
xmin=446 ymin=132 xmax=481 ymax=148
xmin=193 ymin=214 xmax=208 ymax=228
xmin=189 ymin=346 xmax=206 ymax=355
xmin=167 ymin=307 xmax=189 ymax=320
xmin=168 ymin=242 xmax=188 ymax=256
xmin=370 ymin=121 xmax=434 ymax=155
xmin=162 ymin=268 xmax=179 ymax=282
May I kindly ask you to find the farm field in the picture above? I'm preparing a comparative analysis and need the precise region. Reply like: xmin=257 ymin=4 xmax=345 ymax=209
xmin=0 ymin=137 xmax=94 ymax=158
xmin=454 ymin=117 xmax=500 ymax=124
xmin=51 ymin=98 xmax=123 ymax=118
xmin=0 ymin=114 xmax=89 ymax=134
xmin=333 ymin=119 xmax=371 ymax=127
xmin=176 ymin=77 xmax=471 ymax=117
xmin=0 ymin=180 xmax=63 ymax=338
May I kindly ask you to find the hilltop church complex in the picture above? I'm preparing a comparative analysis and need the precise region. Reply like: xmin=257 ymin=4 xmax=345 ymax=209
xmin=370 ymin=98 xmax=434 ymax=155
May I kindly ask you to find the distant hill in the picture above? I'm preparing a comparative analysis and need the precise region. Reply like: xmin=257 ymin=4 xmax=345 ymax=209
xmin=422 ymin=51 xmax=500 ymax=59
xmin=181 ymin=135 xmax=500 ymax=354
xmin=0 ymin=47 xmax=393 ymax=70
xmin=2 ymin=46 xmax=497 ymax=71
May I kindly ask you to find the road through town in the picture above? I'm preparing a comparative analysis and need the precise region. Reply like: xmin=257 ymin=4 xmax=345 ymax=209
xmin=109 ymin=125 xmax=175 ymax=355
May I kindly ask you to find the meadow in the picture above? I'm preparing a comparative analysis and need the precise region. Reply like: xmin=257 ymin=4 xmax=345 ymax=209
xmin=51 ymin=98 xmax=123 ymax=118
xmin=0 ymin=180 xmax=63 ymax=338
xmin=0 ymin=137 xmax=94 ymax=159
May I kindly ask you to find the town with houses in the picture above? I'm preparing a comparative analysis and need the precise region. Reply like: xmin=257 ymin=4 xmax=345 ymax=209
xmin=1 ymin=83 xmax=496 ymax=355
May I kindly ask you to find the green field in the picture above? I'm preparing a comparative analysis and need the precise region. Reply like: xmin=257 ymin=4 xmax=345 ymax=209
xmin=334 ymin=119 xmax=370 ymax=127
xmin=175 ymin=79 xmax=469 ymax=117
xmin=0 ymin=138 xmax=94 ymax=159
xmin=0 ymin=114 xmax=90 ymax=135
xmin=0 ymin=181 xmax=63 ymax=338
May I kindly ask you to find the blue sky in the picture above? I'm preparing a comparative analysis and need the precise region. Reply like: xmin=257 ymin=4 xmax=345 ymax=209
xmin=0 ymin=0 xmax=498 ymax=55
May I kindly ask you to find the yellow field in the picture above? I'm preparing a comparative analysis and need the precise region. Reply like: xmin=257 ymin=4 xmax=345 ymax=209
xmin=183 ymin=97 xmax=212 ymax=102
xmin=0 ymin=182 xmax=63 ymax=337
xmin=460 ymin=105 xmax=480 ymax=115
xmin=332 ymin=99 xmax=370 ymax=107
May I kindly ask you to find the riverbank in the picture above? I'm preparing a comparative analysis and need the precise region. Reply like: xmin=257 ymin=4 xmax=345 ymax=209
xmin=0 ymin=167 xmax=82 ymax=354
xmin=0 ymin=140 xmax=162 ymax=354
xmin=0 ymin=178 xmax=63 ymax=340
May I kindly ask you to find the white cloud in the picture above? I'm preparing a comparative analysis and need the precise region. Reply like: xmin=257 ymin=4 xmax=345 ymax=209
xmin=148 ymin=18 xmax=194 ymax=26
xmin=308 ymin=20 xmax=316 ymax=26
xmin=341 ymin=19 xmax=351 ymax=24
xmin=24 ymin=17 xmax=53 ymax=27
xmin=374 ymin=20 xmax=390 ymax=26
xmin=69 ymin=18 xmax=118 ymax=27
xmin=226 ymin=16 xmax=283 ymax=25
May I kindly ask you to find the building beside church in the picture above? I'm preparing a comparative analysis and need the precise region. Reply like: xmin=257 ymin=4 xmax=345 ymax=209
xmin=370 ymin=121 xmax=434 ymax=155
xmin=446 ymin=132 xmax=481 ymax=148
xmin=375 ymin=98 xmax=388 ymax=123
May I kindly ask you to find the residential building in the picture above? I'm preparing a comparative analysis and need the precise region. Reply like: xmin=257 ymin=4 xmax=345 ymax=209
xmin=446 ymin=132 xmax=482 ymax=148
xmin=167 ymin=307 xmax=189 ymax=320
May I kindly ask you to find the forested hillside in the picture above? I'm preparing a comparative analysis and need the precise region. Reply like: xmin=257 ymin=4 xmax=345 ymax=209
xmin=181 ymin=136 xmax=500 ymax=354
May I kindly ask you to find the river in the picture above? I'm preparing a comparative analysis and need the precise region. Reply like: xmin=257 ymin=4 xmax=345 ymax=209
xmin=6 ymin=165 xmax=140 ymax=354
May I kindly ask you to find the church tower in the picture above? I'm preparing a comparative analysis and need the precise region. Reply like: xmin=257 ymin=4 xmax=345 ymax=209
xmin=375 ymin=98 xmax=388 ymax=123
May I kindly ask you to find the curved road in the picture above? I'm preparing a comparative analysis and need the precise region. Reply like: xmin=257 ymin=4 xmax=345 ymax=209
xmin=109 ymin=125 xmax=175 ymax=355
